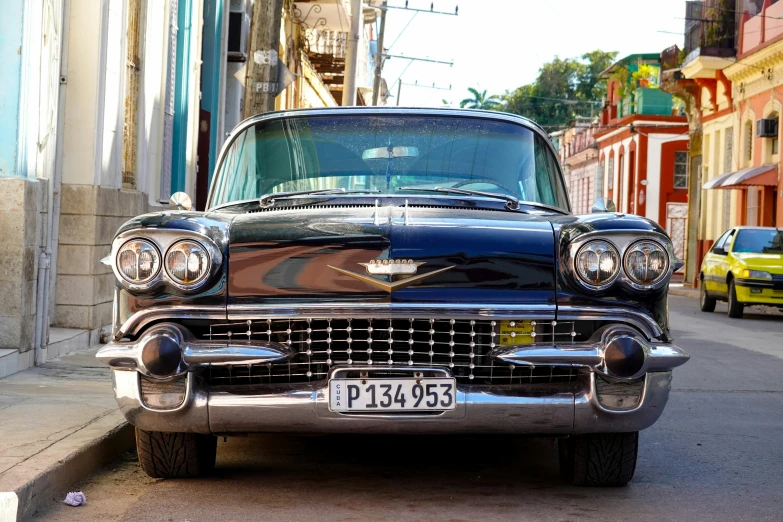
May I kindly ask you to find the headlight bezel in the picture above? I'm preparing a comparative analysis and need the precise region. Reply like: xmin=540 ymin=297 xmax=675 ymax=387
xmin=574 ymin=240 xmax=621 ymax=291
xmin=110 ymin=229 xmax=223 ymax=293
xmin=115 ymin=238 xmax=162 ymax=288
xmin=622 ymin=240 xmax=670 ymax=290
xmin=164 ymin=240 xmax=213 ymax=290
xmin=567 ymin=231 xmax=677 ymax=293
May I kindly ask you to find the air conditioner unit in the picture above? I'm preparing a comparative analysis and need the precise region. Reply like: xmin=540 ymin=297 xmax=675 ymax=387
xmin=227 ymin=8 xmax=250 ymax=62
xmin=756 ymin=118 xmax=779 ymax=138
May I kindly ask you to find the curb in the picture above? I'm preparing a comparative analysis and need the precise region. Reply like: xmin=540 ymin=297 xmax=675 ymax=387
xmin=3 ymin=417 xmax=133 ymax=521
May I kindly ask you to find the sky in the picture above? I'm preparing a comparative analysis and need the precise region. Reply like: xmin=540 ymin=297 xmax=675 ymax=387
xmin=376 ymin=0 xmax=688 ymax=108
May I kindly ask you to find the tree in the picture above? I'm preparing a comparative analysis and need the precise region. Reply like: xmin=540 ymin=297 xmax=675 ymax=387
xmin=460 ymin=87 xmax=502 ymax=110
xmin=501 ymin=50 xmax=618 ymax=128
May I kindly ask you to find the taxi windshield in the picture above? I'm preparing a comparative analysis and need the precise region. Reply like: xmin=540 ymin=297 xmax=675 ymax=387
xmin=733 ymin=229 xmax=783 ymax=254
xmin=208 ymin=114 xmax=568 ymax=210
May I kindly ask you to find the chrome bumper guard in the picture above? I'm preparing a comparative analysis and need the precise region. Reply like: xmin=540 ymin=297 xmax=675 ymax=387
xmin=100 ymin=319 xmax=687 ymax=435
xmin=111 ymin=369 xmax=673 ymax=435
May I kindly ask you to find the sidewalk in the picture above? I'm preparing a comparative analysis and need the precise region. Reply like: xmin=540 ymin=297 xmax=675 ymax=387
xmin=668 ymin=282 xmax=699 ymax=299
xmin=0 ymin=347 xmax=132 ymax=521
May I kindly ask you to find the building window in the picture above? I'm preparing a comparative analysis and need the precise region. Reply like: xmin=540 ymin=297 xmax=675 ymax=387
xmin=744 ymin=120 xmax=753 ymax=165
xmin=608 ymin=157 xmax=614 ymax=190
xmin=770 ymin=112 xmax=779 ymax=155
xmin=596 ymin=162 xmax=604 ymax=198
xmin=674 ymin=151 xmax=688 ymax=188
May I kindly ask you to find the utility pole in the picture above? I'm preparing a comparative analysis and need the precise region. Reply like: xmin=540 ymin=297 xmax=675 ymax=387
xmin=396 ymin=80 xmax=402 ymax=106
xmin=371 ymin=1 xmax=388 ymax=105
xmin=243 ymin=0 xmax=285 ymax=118
xmin=342 ymin=0 xmax=363 ymax=106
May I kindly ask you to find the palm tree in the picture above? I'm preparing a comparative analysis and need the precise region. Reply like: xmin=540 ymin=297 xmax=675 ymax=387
xmin=459 ymin=87 xmax=502 ymax=110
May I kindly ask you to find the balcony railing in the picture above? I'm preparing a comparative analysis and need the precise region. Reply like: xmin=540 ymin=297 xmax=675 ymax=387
xmin=683 ymin=1 xmax=736 ymax=64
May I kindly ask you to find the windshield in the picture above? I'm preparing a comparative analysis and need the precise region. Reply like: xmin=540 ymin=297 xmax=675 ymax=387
xmin=733 ymin=229 xmax=783 ymax=254
xmin=208 ymin=114 xmax=568 ymax=210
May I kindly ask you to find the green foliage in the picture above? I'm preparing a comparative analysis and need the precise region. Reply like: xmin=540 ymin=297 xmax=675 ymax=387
xmin=459 ymin=87 xmax=502 ymax=110
xmin=501 ymin=50 xmax=617 ymax=128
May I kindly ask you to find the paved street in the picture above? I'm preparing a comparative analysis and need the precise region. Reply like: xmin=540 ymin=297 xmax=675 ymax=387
xmin=34 ymin=296 xmax=783 ymax=522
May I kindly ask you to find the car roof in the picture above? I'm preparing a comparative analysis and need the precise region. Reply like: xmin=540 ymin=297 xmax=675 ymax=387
xmin=235 ymin=106 xmax=547 ymax=136
xmin=732 ymin=226 xmax=781 ymax=231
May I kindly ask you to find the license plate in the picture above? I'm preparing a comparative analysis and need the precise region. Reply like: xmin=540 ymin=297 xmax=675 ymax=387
xmin=329 ymin=378 xmax=456 ymax=412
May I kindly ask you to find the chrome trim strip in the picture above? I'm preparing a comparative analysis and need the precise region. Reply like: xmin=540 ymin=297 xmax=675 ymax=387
xmin=556 ymin=305 xmax=663 ymax=340
xmin=98 ymin=335 xmax=292 ymax=374
xmin=492 ymin=346 xmax=603 ymax=366
xmin=115 ymin=303 xmax=665 ymax=340
xmin=492 ymin=338 xmax=689 ymax=378
xmin=183 ymin=344 xmax=292 ymax=366
xmin=226 ymin=303 xmax=557 ymax=321
xmin=116 ymin=305 xmax=226 ymax=339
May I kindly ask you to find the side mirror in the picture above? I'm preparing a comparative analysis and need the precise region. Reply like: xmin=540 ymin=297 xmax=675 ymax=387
xmin=591 ymin=197 xmax=617 ymax=213
xmin=169 ymin=192 xmax=192 ymax=211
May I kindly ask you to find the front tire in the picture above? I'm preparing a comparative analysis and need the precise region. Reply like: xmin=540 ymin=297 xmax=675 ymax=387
xmin=727 ymin=279 xmax=744 ymax=319
xmin=135 ymin=428 xmax=217 ymax=478
xmin=558 ymin=432 xmax=638 ymax=487
xmin=699 ymin=283 xmax=717 ymax=312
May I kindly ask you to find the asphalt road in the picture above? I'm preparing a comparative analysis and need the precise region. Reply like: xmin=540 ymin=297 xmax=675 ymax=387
xmin=35 ymin=296 xmax=783 ymax=522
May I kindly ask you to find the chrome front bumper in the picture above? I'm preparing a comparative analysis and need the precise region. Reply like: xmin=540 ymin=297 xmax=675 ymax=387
xmin=110 ymin=369 xmax=674 ymax=435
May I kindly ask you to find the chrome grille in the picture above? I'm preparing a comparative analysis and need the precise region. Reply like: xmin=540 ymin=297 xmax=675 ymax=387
xmin=204 ymin=318 xmax=588 ymax=386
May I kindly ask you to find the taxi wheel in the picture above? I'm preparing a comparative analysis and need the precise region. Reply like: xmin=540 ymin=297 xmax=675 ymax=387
xmin=727 ymin=279 xmax=744 ymax=319
xmin=699 ymin=283 xmax=716 ymax=312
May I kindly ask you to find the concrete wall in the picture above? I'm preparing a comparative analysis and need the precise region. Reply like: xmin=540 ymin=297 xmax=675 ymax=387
xmin=0 ymin=178 xmax=48 ymax=354
xmin=55 ymin=186 xmax=156 ymax=330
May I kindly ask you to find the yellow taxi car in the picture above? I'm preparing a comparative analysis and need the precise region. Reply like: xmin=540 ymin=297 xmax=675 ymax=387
xmin=699 ymin=227 xmax=783 ymax=318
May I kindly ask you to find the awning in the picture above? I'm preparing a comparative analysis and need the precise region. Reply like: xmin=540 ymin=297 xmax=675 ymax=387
xmin=702 ymin=164 xmax=778 ymax=190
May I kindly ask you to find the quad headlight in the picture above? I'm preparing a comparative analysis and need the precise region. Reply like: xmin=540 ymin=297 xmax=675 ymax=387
xmin=575 ymin=240 xmax=620 ymax=289
xmin=623 ymin=241 xmax=669 ymax=287
xmin=164 ymin=240 xmax=211 ymax=287
xmin=116 ymin=239 xmax=161 ymax=284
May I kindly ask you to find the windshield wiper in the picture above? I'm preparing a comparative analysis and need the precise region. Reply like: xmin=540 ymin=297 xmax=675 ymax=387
xmin=259 ymin=188 xmax=380 ymax=208
xmin=398 ymin=186 xmax=522 ymax=210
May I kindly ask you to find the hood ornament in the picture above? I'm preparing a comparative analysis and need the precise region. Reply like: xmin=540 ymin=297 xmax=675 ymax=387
xmin=328 ymin=259 xmax=454 ymax=293
xmin=360 ymin=259 xmax=424 ymax=275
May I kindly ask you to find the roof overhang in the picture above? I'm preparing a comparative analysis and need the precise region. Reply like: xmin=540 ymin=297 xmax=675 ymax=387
xmin=702 ymin=164 xmax=778 ymax=190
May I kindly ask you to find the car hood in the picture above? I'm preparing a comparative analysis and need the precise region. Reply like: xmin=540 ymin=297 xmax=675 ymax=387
xmin=733 ymin=252 xmax=783 ymax=272
xmin=226 ymin=205 xmax=556 ymax=307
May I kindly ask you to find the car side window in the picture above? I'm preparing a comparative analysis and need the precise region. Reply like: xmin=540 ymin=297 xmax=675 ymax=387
xmin=711 ymin=231 xmax=731 ymax=254
xmin=723 ymin=231 xmax=736 ymax=253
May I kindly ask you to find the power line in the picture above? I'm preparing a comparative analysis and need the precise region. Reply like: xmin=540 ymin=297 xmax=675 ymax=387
xmin=387 ymin=11 xmax=418 ymax=50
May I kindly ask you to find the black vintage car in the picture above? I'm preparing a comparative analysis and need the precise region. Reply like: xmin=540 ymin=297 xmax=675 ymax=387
xmin=97 ymin=108 xmax=688 ymax=486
